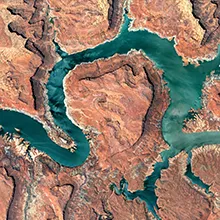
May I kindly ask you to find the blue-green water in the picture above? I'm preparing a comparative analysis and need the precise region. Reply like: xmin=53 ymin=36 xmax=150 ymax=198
xmin=0 ymin=110 xmax=84 ymax=166
xmin=185 ymin=152 xmax=210 ymax=193
xmin=0 ymin=11 xmax=219 ymax=218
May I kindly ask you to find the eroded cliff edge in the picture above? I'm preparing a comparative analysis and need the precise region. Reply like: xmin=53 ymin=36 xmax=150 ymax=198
xmin=0 ymin=0 xmax=126 ymax=114
xmin=128 ymin=0 xmax=220 ymax=62
xmin=47 ymin=0 xmax=126 ymax=54
xmin=64 ymin=51 xmax=169 ymax=193
xmin=0 ymin=0 xmax=220 ymax=219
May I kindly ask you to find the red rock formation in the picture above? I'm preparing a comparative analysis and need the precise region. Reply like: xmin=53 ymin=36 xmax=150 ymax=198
xmin=47 ymin=0 xmax=126 ymax=53
xmin=0 ymin=15 xmax=12 ymax=47
xmin=7 ymin=0 xmax=57 ymax=114
xmin=103 ymin=194 xmax=147 ymax=219
xmin=0 ymin=134 xmax=148 ymax=219
xmin=0 ymin=139 xmax=77 ymax=219
xmin=0 ymin=167 xmax=14 ymax=220
xmin=128 ymin=0 xmax=220 ymax=61
xmin=183 ymin=77 xmax=220 ymax=133
xmin=64 ymin=51 xmax=169 ymax=191
xmin=0 ymin=1 xmax=78 ymax=152
xmin=191 ymin=0 xmax=220 ymax=45
xmin=0 ymin=1 xmax=41 ymax=115
xmin=0 ymin=0 xmax=58 ymax=115
xmin=1 ymin=0 xmax=219 ymax=219
xmin=156 ymin=152 xmax=212 ymax=220
xmin=192 ymin=145 xmax=220 ymax=219
xmin=204 ymin=79 xmax=220 ymax=119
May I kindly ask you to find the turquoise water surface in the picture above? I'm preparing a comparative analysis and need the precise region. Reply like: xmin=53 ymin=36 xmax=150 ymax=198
xmin=0 ymin=12 xmax=219 ymax=218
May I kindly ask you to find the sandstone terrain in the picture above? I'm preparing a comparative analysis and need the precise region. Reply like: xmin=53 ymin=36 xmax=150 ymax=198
xmin=0 ymin=0 xmax=87 ymax=151
xmin=184 ymin=75 xmax=220 ymax=133
xmin=48 ymin=0 xmax=126 ymax=54
xmin=0 ymin=0 xmax=41 ymax=115
xmin=192 ymin=145 xmax=220 ymax=219
xmin=155 ymin=152 xmax=218 ymax=220
xmin=0 ymin=133 xmax=148 ymax=220
xmin=0 ymin=0 xmax=220 ymax=219
xmin=5 ymin=0 xmax=57 ymax=115
xmin=64 ymin=51 xmax=169 ymax=191
xmin=128 ymin=0 xmax=220 ymax=62
xmin=0 ymin=0 xmax=219 ymax=116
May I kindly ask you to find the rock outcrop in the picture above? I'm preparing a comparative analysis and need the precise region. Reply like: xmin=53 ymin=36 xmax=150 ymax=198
xmin=156 ymin=152 xmax=212 ymax=219
xmin=0 ymin=0 xmax=41 ymax=115
xmin=1 ymin=0 xmax=220 ymax=219
xmin=47 ymin=0 xmax=126 ymax=54
xmin=191 ymin=0 xmax=220 ymax=46
xmin=128 ymin=0 xmax=220 ymax=61
xmin=0 ymin=134 xmax=147 ymax=220
xmin=191 ymin=145 xmax=220 ymax=219
xmin=7 ymin=0 xmax=57 ymax=114
xmin=64 ymin=51 xmax=169 ymax=191
xmin=183 ymin=76 xmax=220 ymax=133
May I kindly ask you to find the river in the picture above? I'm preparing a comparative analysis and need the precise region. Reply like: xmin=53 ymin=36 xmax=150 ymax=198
xmin=0 ymin=11 xmax=219 ymax=219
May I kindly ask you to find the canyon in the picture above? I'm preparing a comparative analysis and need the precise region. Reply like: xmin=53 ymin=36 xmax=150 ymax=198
xmin=0 ymin=0 xmax=220 ymax=219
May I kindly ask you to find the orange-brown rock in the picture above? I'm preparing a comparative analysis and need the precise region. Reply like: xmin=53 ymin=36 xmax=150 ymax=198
xmin=183 ymin=76 xmax=220 ymax=133
xmin=64 ymin=51 xmax=169 ymax=191
xmin=183 ymin=110 xmax=220 ymax=133
xmin=192 ymin=145 xmax=220 ymax=219
xmin=0 ymin=0 xmax=42 ymax=115
xmin=47 ymin=0 xmax=126 ymax=54
xmin=103 ymin=194 xmax=147 ymax=220
xmin=0 ymin=0 xmax=58 ymax=115
xmin=0 ymin=134 xmax=148 ymax=219
xmin=0 ymin=167 xmax=14 ymax=220
xmin=156 ymin=152 xmax=212 ymax=220
xmin=0 ymin=136 xmax=78 ymax=220
xmin=2 ymin=1 xmax=220 ymax=219
xmin=0 ymin=15 xmax=11 ymax=47
xmin=128 ymin=0 xmax=220 ymax=61
xmin=6 ymin=0 xmax=57 ymax=114
xmin=204 ymin=78 xmax=220 ymax=119
xmin=65 ymin=52 xmax=153 ymax=165
xmin=191 ymin=0 xmax=220 ymax=45
xmin=0 ymin=0 xmax=89 ymax=158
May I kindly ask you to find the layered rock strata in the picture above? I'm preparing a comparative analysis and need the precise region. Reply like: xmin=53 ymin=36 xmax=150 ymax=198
xmin=7 ymin=0 xmax=57 ymax=114
xmin=0 ymin=0 xmax=41 ymax=115
xmin=184 ymin=76 xmax=220 ymax=133
xmin=0 ymin=133 xmax=147 ymax=220
xmin=47 ymin=0 xmax=126 ymax=53
xmin=191 ymin=145 xmax=220 ymax=219
xmin=156 ymin=152 xmax=213 ymax=219
xmin=128 ymin=0 xmax=220 ymax=61
xmin=190 ymin=0 xmax=220 ymax=46
xmin=64 ymin=51 xmax=169 ymax=191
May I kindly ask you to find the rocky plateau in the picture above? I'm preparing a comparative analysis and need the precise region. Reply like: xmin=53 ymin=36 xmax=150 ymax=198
xmin=0 ymin=0 xmax=220 ymax=219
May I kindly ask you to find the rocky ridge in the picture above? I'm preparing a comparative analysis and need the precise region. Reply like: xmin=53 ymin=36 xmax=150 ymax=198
xmin=128 ymin=0 xmax=220 ymax=62
xmin=64 ymin=51 xmax=169 ymax=192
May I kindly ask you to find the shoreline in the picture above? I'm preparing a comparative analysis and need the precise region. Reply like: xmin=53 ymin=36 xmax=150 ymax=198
xmin=53 ymin=0 xmax=129 ymax=57
xmin=63 ymin=49 xmax=145 ymax=132
xmin=126 ymin=0 xmax=219 ymax=64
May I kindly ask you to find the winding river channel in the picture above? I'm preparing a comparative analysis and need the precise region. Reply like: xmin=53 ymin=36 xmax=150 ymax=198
xmin=0 ymin=12 xmax=219 ymax=218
